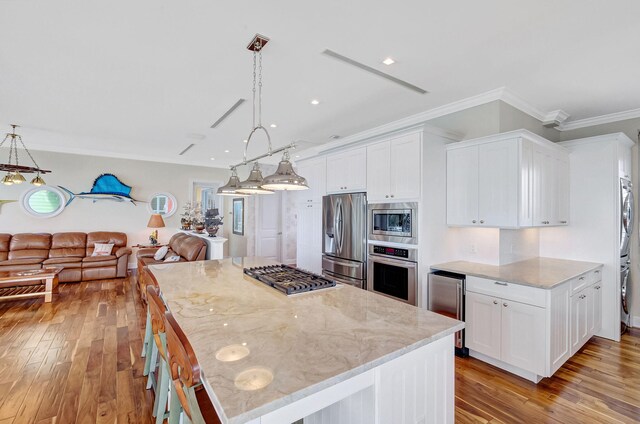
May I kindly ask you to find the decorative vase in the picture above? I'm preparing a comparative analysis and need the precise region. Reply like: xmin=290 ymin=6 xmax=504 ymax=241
xmin=181 ymin=218 xmax=192 ymax=231
xmin=206 ymin=225 xmax=219 ymax=237
xmin=193 ymin=223 xmax=205 ymax=233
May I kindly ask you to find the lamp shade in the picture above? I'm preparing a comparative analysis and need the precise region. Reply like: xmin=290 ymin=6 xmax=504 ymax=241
xmin=262 ymin=158 xmax=309 ymax=191
xmin=147 ymin=214 xmax=166 ymax=228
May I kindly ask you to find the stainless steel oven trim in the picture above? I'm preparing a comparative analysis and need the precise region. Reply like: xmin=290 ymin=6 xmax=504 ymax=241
xmin=368 ymin=202 xmax=418 ymax=245
xmin=368 ymin=244 xmax=417 ymax=262
xmin=367 ymin=253 xmax=417 ymax=306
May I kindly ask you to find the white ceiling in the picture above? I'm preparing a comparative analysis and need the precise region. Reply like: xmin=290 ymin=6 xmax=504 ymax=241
xmin=1 ymin=0 xmax=639 ymax=168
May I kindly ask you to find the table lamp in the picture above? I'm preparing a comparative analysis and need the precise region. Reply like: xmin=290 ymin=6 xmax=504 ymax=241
xmin=147 ymin=214 xmax=165 ymax=246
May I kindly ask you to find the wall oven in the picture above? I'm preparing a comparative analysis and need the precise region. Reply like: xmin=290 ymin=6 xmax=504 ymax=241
xmin=367 ymin=245 xmax=417 ymax=305
xmin=368 ymin=202 xmax=417 ymax=244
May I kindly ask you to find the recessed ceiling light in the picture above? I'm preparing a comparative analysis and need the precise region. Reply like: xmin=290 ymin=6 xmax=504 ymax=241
xmin=382 ymin=57 xmax=395 ymax=65
xmin=243 ymin=139 xmax=248 ymax=143
xmin=295 ymin=155 xmax=300 ymax=158
xmin=330 ymin=134 xmax=341 ymax=139
xmin=210 ymin=157 xmax=215 ymax=160
xmin=310 ymin=99 xmax=320 ymax=105
xmin=270 ymin=123 xmax=277 ymax=128
xmin=224 ymin=150 xmax=230 ymax=153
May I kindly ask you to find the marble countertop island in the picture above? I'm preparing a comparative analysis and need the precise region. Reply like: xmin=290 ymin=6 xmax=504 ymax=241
xmin=430 ymin=257 xmax=602 ymax=289
xmin=148 ymin=257 xmax=463 ymax=424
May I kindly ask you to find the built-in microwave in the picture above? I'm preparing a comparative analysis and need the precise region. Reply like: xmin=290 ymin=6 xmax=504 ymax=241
xmin=368 ymin=202 xmax=417 ymax=244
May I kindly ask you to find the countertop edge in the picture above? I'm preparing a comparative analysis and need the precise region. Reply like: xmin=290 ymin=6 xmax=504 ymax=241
xmin=227 ymin=321 xmax=465 ymax=424
xmin=430 ymin=259 xmax=603 ymax=289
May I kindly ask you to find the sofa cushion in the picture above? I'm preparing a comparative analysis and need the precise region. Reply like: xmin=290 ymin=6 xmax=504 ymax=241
xmin=43 ymin=257 xmax=83 ymax=266
xmin=8 ymin=233 xmax=51 ymax=261
xmin=86 ymin=232 xmax=127 ymax=256
xmin=173 ymin=236 xmax=206 ymax=262
xmin=0 ymin=258 xmax=44 ymax=266
xmin=49 ymin=232 xmax=87 ymax=258
xmin=0 ymin=234 xmax=10 ymax=261
xmin=82 ymin=258 xmax=118 ymax=268
xmin=83 ymin=255 xmax=117 ymax=263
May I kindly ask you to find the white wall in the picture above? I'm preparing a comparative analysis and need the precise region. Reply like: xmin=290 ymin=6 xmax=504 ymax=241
xmin=0 ymin=149 xmax=232 ymax=264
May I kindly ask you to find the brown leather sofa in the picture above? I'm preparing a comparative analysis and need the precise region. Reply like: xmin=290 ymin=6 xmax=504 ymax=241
xmin=0 ymin=232 xmax=132 ymax=282
xmin=136 ymin=233 xmax=207 ymax=300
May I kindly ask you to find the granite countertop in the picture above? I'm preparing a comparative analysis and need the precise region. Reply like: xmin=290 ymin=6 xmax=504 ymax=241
xmin=430 ymin=257 xmax=603 ymax=289
xmin=149 ymin=257 xmax=463 ymax=424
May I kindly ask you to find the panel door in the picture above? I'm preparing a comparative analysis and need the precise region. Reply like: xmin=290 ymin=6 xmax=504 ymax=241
xmin=465 ymin=291 xmax=502 ymax=359
xmin=500 ymin=299 xmax=546 ymax=376
xmin=478 ymin=139 xmax=520 ymax=227
xmin=326 ymin=147 xmax=367 ymax=193
xmin=366 ymin=141 xmax=391 ymax=202
xmin=592 ymin=283 xmax=602 ymax=335
xmin=446 ymin=146 xmax=479 ymax=226
xmin=555 ymin=151 xmax=570 ymax=225
xmin=532 ymin=145 xmax=554 ymax=226
xmin=296 ymin=156 xmax=326 ymax=203
xmin=390 ymin=134 xmax=421 ymax=201
xmin=257 ymin=192 xmax=282 ymax=261
xmin=570 ymin=291 xmax=589 ymax=355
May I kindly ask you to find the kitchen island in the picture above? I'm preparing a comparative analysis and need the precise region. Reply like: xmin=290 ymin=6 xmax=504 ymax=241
xmin=147 ymin=257 xmax=463 ymax=424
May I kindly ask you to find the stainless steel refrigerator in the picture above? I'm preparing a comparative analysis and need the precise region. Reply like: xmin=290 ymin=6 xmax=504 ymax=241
xmin=322 ymin=192 xmax=367 ymax=289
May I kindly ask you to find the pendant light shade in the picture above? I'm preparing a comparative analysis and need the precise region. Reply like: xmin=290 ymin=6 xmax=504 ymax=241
xmin=10 ymin=171 xmax=25 ymax=184
xmin=1 ymin=174 xmax=13 ymax=186
xmin=217 ymin=168 xmax=248 ymax=196
xmin=237 ymin=163 xmax=273 ymax=195
xmin=262 ymin=152 xmax=309 ymax=191
xmin=30 ymin=174 xmax=45 ymax=186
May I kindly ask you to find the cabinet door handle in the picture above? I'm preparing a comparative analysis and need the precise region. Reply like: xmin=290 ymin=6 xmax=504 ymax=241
xmin=493 ymin=300 xmax=498 ymax=305
xmin=579 ymin=276 xmax=585 ymax=281
xmin=503 ymin=303 xmax=508 ymax=307
xmin=560 ymin=221 xmax=567 ymax=224
xmin=479 ymin=220 xmax=485 ymax=224
xmin=494 ymin=281 xmax=508 ymax=286
xmin=472 ymin=220 xmax=477 ymax=224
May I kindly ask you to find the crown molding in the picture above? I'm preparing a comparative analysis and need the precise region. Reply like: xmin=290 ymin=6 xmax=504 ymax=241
xmin=557 ymin=107 xmax=640 ymax=131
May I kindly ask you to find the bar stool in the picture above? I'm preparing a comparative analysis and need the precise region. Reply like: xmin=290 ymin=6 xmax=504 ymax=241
xmin=147 ymin=285 xmax=172 ymax=424
xmin=142 ymin=277 xmax=162 ymax=379
xmin=164 ymin=311 xmax=222 ymax=424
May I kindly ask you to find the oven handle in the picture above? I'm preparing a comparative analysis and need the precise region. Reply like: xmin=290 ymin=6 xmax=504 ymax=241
xmin=324 ymin=256 xmax=361 ymax=268
xmin=368 ymin=253 xmax=417 ymax=268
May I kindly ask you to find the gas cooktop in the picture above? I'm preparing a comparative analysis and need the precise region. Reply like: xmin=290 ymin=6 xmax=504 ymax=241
xmin=243 ymin=265 xmax=336 ymax=295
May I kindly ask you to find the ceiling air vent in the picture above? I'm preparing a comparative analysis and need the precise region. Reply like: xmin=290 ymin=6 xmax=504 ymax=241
xmin=322 ymin=49 xmax=428 ymax=95
xmin=211 ymin=99 xmax=246 ymax=128
xmin=179 ymin=143 xmax=195 ymax=156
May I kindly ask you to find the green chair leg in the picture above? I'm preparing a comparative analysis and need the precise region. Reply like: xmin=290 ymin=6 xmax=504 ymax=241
xmin=168 ymin=381 xmax=182 ymax=424
xmin=153 ymin=358 xmax=170 ymax=422
xmin=146 ymin=341 xmax=159 ymax=390
xmin=142 ymin=308 xmax=152 ymax=358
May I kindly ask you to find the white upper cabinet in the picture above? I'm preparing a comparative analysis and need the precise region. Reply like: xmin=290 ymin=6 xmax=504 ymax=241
xmin=367 ymin=133 xmax=421 ymax=203
xmin=294 ymin=156 xmax=326 ymax=203
xmin=446 ymin=130 xmax=569 ymax=228
xmin=326 ymin=147 xmax=367 ymax=194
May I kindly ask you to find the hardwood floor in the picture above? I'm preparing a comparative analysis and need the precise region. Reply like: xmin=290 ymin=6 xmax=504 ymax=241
xmin=0 ymin=276 xmax=638 ymax=423
xmin=0 ymin=277 xmax=153 ymax=424
xmin=455 ymin=328 xmax=640 ymax=423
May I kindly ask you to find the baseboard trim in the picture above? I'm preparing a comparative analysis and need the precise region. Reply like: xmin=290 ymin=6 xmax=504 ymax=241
xmin=632 ymin=316 xmax=640 ymax=328
xmin=469 ymin=350 xmax=543 ymax=383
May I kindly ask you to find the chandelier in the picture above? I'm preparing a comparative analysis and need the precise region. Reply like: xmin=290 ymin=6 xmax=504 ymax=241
xmin=0 ymin=125 xmax=50 ymax=186
xmin=218 ymin=34 xmax=308 ymax=196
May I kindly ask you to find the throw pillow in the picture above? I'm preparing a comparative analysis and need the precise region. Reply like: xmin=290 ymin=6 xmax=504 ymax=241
xmin=154 ymin=245 xmax=169 ymax=261
xmin=92 ymin=243 xmax=114 ymax=256
xmin=163 ymin=255 xmax=180 ymax=263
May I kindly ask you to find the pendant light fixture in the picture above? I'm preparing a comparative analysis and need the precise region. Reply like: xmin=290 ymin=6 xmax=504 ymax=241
xmin=217 ymin=167 xmax=248 ymax=196
xmin=0 ymin=125 xmax=51 ymax=186
xmin=218 ymin=34 xmax=308 ymax=195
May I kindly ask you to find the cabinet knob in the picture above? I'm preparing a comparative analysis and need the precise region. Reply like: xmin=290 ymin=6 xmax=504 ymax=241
xmin=503 ymin=302 xmax=508 ymax=307
xmin=595 ymin=270 xmax=600 ymax=274
xmin=385 ymin=195 xmax=389 ymax=198
xmin=472 ymin=220 xmax=477 ymax=224
xmin=493 ymin=300 xmax=498 ymax=305
xmin=579 ymin=276 xmax=585 ymax=281
xmin=479 ymin=220 xmax=484 ymax=224
xmin=595 ymin=286 xmax=601 ymax=290
xmin=390 ymin=195 xmax=394 ymax=198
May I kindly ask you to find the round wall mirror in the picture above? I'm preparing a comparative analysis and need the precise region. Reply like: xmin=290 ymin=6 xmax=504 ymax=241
xmin=20 ymin=186 xmax=66 ymax=218
xmin=148 ymin=192 xmax=177 ymax=217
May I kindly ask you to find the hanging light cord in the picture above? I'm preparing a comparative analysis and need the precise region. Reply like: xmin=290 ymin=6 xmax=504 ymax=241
xmin=0 ymin=126 xmax=41 ymax=171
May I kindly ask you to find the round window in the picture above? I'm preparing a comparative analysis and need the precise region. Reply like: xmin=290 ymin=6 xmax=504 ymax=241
xmin=147 ymin=192 xmax=177 ymax=217
xmin=20 ymin=186 xmax=66 ymax=218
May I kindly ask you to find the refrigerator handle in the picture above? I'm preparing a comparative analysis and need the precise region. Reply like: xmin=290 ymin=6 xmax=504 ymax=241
xmin=336 ymin=200 xmax=344 ymax=253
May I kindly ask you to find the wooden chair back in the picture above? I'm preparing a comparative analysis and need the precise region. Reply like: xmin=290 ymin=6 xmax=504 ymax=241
xmin=146 ymin=285 xmax=168 ymax=358
xmin=164 ymin=311 xmax=221 ymax=424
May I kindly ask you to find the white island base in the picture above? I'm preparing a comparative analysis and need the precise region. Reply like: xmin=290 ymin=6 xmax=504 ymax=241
xmin=231 ymin=334 xmax=454 ymax=424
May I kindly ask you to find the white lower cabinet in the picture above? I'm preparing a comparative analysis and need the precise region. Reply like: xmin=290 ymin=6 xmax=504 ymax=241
xmin=465 ymin=266 xmax=603 ymax=383
xmin=465 ymin=291 xmax=544 ymax=377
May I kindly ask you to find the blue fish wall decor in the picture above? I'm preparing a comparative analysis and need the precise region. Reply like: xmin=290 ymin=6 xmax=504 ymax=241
xmin=59 ymin=174 xmax=141 ymax=206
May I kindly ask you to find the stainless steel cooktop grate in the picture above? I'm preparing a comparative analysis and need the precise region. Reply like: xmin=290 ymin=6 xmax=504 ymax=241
xmin=243 ymin=265 xmax=336 ymax=295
